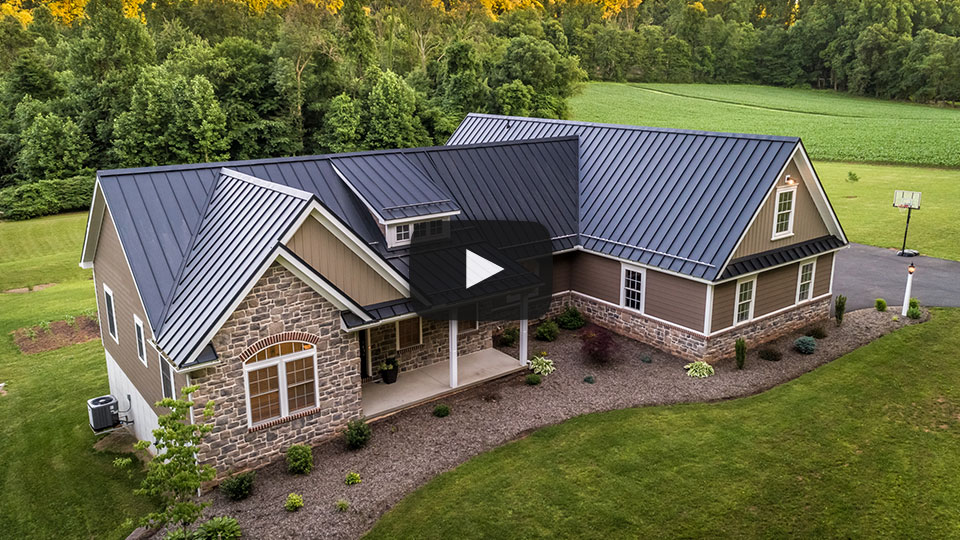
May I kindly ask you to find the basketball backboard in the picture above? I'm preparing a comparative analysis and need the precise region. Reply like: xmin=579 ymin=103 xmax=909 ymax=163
xmin=893 ymin=190 xmax=921 ymax=209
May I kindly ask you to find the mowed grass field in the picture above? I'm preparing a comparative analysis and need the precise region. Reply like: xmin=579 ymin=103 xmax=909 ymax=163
xmin=571 ymin=83 xmax=960 ymax=167
xmin=0 ymin=213 xmax=153 ymax=538
xmin=571 ymin=83 xmax=960 ymax=261
xmin=368 ymin=309 xmax=960 ymax=539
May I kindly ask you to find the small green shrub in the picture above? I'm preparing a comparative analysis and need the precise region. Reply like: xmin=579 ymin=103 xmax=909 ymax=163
xmin=219 ymin=471 xmax=255 ymax=501
xmin=846 ymin=171 xmax=860 ymax=183
xmin=640 ymin=355 xmax=652 ymax=364
xmin=528 ymin=352 xmax=555 ymax=376
xmin=284 ymin=493 xmax=304 ymax=512
xmin=684 ymin=361 xmax=715 ymax=378
xmin=794 ymin=336 xmax=816 ymax=354
xmin=735 ymin=338 xmax=746 ymax=370
xmin=285 ymin=445 xmax=313 ymax=475
xmin=345 ymin=472 xmax=362 ymax=485
xmin=534 ymin=320 xmax=559 ymax=341
xmin=583 ymin=375 xmax=595 ymax=384
xmin=498 ymin=327 xmax=519 ymax=347
xmin=433 ymin=404 xmax=450 ymax=417
xmin=875 ymin=298 xmax=887 ymax=312
xmin=805 ymin=326 xmax=828 ymax=339
xmin=163 ymin=530 xmax=193 ymax=540
xmin=909 ymin=297 xmax=920 ymax=310
xmin=758 ymin=348 xmax=782 ymax=362
xmin=835 ymin=295 xmax=846 ymax=326
xmin=195 ymin=517 xmax=242 ymax=540
xmin=335 ymin=499 xmax=350 ymax=512
xmin=343 ymin=419 xmax=371 ymax=450
xmin=525 ymin=373 xmax=542 ymax=385
xmin=556 ymin=305 xmax=586 ymax=330
xmin=907 ymin=306 xmax=922 ymax=319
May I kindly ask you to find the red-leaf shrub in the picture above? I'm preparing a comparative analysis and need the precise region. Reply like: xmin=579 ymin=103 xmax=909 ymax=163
xmin=579 ymin=325 xmax=615 ymax=363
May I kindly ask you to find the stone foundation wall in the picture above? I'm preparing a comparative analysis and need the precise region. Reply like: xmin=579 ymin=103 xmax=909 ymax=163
xmin=191 ymin=263 xmax=362 ymax=476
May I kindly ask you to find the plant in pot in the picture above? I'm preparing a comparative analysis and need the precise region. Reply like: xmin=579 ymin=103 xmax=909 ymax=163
xmin=379 ymin=357 xmax=399 ymax=384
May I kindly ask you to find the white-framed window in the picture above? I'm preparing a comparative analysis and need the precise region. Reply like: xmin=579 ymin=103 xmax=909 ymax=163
xmin=735 ymin=277 xmax=756 ymax=324
xmin=103 ymin=284 xmax=118 ymax=344
xmin=772 ymin=186 xmax=797 ymax=239
xmin=389 ymin=219 xmax=447 ymax=248
xmin=134 ymin=315 xmax=146 ymax=366
xmin=396 ymin=317 xmax=423 ymax=349
xmin=160 ymin=358 xmax=175 ymax=400
xmin=620 ymin=265 xmax=645 ymax=313
xmin=395 ymin=224 xmax=411 ymax=244
xmin=796 ymin=259 xmax=816 ymax=303
xmin=243 ymin=342 xmax=319 ymax=427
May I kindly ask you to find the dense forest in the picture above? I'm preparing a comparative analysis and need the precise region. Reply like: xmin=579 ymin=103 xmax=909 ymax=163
xmin=1 ymin=0 xmax=959 ymax=219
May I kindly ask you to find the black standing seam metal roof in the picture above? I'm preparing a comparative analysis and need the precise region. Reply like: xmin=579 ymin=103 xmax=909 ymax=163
xmin=447 ymin=113 xmax=805 ymax=281
xmin=720 ymin=235 xmax=845 ymax=280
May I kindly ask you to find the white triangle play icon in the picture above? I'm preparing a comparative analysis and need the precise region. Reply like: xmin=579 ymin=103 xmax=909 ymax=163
xmin=465 ymin=249 xmax=504 ymax=289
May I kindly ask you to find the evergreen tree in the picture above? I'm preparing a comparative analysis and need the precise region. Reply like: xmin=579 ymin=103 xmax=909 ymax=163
xmin=364 ymin=69 xmax=429 ymax=149
xmin=317 ymin=93 xmax=362 ymax=153
xmin=495 ymin=79 xmax=533 ymax=116
xmin=342 ymin=0 xmax=376 ymax=77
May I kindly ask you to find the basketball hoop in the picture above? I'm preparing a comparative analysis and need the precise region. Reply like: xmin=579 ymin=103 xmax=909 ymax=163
xmin=893 ymin=190 xmax=922 ymax=257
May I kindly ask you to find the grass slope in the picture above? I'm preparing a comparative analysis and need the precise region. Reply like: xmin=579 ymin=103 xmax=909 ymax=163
xmin=570 ymin=83 xmax=960 ymax=167
xmin=368 ymin=309 xmax=960 ymax=539
xmin=0 ymin=212 xmax=153 ymax=539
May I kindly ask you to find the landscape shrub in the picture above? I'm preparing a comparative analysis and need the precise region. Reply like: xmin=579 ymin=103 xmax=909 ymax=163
xmin=535 ymin=320 xmax=559 ymax=341
xmin=285 ymin=445 xmax=313 ymax=475
xmin=758 ymin=348 xmax=782 ymax=362
xmin=907 ymin=306 xmax=922 ymax=319
xmin=343 ymin=419 xmax=371 ymax=450
xmin=433 ymin=404 xmax=450 ymax=417
xmin=163 ymin=530 xmax=193 ymax=540
xmin=556 ymin=305 xmax=586 ymax=330
xmin=525 ymin=373 xmax=542 ymax=385
xmin=875 ymin=298 xmax=887 ymax=312
xmin=578 ymin=325 xmax=614 ymax=363
xmin=218 ymin=471 xmax=254 ymax=501
xmin=794 ymin=336 xmax=817 ymax=354
xmin=345 ymin=472 xmax=362 ymax=485
xmin=528 ymin=352 xmax=555 ymax=376
xmin=684 ymin=361 xmax=714 ymax=378
xmin=640 ymin=355 xmax=652 ymax=364
xmin=835 ymin=295 xmax=847 ymax=326
xmin=735 ymin=338 xmax=746 ymax=370
xmin=498 ymin=327 xmax=519 ymax=347
xmin=846 ymin=171 xmax=860 ymax=183
xmin=284 ymin=493 xmax=304 ymax=512
xmin=583 ymin=375 xmax=595 ymax=384
xmin=335 ymin=499 xmax=350 ymax=512
xmin=0 ymin=175 xmax=95 ymax=220
xmin=805 ymin=326 xmax=828 ymax=339
xmin=195 ymin=517 xmax=242 ymax=540
xmin=909 ymin=297 xmax=920 ymax=310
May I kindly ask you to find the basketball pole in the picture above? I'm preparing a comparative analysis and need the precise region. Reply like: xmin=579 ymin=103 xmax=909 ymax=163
xmin=900 ymin=206 xmax=912 ymax=256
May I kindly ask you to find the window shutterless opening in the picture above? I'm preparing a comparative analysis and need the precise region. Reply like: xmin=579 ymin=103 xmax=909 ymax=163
xmin=103 ymin=284 xmax=118 ymax=344
xmin=243 ymin=342 xmax=319 ymax=427
xmin=134 ymin=315 xmax=146 ymax=366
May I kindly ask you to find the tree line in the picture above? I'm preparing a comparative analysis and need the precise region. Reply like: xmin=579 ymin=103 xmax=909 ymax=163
xmin=0 ymin=0 xmax=958 ymax=219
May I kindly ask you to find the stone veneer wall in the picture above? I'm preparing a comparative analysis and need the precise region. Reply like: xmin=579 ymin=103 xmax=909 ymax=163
xmin=190 ymin=263 xmax=362 ymax=476
xmin=546 ymin=292 xmax=831 ymax=363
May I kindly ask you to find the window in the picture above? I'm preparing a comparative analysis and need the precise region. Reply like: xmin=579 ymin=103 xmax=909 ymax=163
xmin=160 ymin=359 xmax=174 ymax=399
xmin=134 ymin=315 xmax=146 ymax=366
xmin=735 ymin=278 xmax=756 ymax=324
xmin=395 ymin=224 xmax=411 ymax=242
xmin=796 ymin=260 xmax=816 ymax=303
xmin=243 ymin=342 xmax=318 ymax=426
xmin=413 ymin=220 xmax=444 ymax=239
xmin=621 ymin=266 xmax=644 ymax=312
xmin=396 ymin=317 xmax=422 ymax=349
xmin=772 ymin=187 xmax=796 ymax=239
xmin=458 ymin=319 xmax=478 ymax=334
xmin=103 ymin=284 xmax=118 ymax=343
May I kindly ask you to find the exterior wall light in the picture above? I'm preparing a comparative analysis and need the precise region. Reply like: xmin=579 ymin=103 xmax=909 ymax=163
xmin=784 ymin=175 xmax=796 ymax=186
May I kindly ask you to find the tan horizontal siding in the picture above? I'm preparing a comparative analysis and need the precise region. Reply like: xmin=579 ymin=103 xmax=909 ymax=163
xmin=814 ymin=252 xmax=833 ymax=297
xmin=755 ymin=263 xmax=800 ymax=316
xmin=569 ymin=252 xmax=620 ymax=304
xmin=712 ymin=281 xmax=736 ymax=332
xmin=287 ymin=216 xmax=402 ymax=306
xmin=644 ymin=269 xmax=707 ymax=331
xmin=552 ymin=252 xmax=573 ymax=293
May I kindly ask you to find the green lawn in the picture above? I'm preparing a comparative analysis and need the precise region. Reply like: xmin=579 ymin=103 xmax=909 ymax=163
xmin=368 ymin=309 xmax=960 ymax=539
xmin=570 ymin=83 xmax=960 ymax=167
xmin=0 ymin=212 xmax=154 ymax=539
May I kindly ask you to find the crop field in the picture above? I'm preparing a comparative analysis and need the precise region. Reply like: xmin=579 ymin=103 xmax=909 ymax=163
xmin=570 ymin=83 xmax=960 ymax=167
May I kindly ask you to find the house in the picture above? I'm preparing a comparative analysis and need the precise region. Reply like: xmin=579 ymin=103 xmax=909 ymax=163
xmin=80 ymin=114 xmax=846 ymax=473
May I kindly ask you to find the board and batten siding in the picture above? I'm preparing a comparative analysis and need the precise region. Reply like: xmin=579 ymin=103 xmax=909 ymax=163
xmin=570 ymin=252 xmax=620 ymax=303
xmin=286 ymin=215 xmax=403 ymax=306
xmin=731 ymin=159 xmax=830 ymax=259
xmin=552 ymin=252 xmax=573 ymax=293
xmin=813 ymin=252 xmax=833 ymax=297
xmin=93 ymin=210 xmax=186 ymax=416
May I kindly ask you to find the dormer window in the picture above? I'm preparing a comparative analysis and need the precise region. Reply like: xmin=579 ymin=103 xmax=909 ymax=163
xmin=388 ymin=219 xmax=447 ymax=248
xmin=395 ymin=224 xmax=411 ymax=243
xmin=772 ymin=186 xmax=796 ymax=240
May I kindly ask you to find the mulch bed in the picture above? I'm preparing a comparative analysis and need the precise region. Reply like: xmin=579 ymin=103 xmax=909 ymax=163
xmin=200 ymin=307 xmax=929 ymax=540
xmin=12 ymin=316 xmax=100 ymax=354
xmin=3 ymin=282 xmax=56 ymax=294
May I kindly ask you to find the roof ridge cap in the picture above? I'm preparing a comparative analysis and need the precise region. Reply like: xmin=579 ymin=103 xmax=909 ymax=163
xmin=220 ymin=168 xmax=313 ymax=200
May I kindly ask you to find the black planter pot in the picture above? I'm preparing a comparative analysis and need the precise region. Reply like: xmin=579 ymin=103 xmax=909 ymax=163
xmin=381 ymin=359 xmax=399 ymax=384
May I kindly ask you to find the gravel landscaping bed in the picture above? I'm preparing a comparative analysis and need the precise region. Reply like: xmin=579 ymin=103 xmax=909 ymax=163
xmin=200 ymin=307 xmax=929 ymax=539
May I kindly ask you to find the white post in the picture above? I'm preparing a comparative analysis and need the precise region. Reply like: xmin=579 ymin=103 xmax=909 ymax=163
xmin=449 ymin=316 xmax=458 ymax=388
xmin=519 ymin=296 xmax=529 ymax=366
xmin=901 ymin=268 xmax=915 ymax=316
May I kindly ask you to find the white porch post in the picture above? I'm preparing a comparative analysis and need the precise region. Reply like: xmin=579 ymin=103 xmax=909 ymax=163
xmin=519 ymin=296 xmax=529 ymax=365
xmin=449 ymin=316 xmax=458 ymax=388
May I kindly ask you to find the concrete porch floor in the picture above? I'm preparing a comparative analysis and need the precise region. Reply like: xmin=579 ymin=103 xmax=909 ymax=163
xmin=362 ymin=348 xmax=524 ymax=419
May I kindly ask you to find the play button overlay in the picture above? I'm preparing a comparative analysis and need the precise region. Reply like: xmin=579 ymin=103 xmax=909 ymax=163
xmin=409 ymin=220 xmax=552 ymax=322
xmin=465 ymin=249 xmax=504 ymax=289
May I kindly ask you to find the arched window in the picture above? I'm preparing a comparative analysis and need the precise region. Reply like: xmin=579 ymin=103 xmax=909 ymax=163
xmin=243 ymin=341 xmax=318 ymax=426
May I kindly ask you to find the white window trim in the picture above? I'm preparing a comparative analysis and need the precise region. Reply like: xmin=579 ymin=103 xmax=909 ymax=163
xmin=734 ymin=276 xmax=757 ymax=325
xmin=133 ymin=314 xmax=147 ymax=367
xmin=395 ymin=317 xmax=423 ymax=350
xmin=393 ymin=223 xmax=412 ymax=247
xmin=242 ymin=344 xmax=320 ymax=428
xmin=160 ymin=358 xmax=175 ymax=400
xmin=619 ymin=264 xmax=647 ymax=314
xmin=103 ymin=284 xmax=119 ymax=344
xmin=771 ymin=186 xmax=797 ymax=240
xmin=795 ymin=258 xmax=817 ymax=304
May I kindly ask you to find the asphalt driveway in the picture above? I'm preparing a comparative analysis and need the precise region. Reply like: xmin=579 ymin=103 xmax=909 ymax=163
xmin=833 ymin=243 xmax=960 ymax=310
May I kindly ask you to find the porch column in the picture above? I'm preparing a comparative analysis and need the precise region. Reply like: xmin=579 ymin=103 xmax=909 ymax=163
xmin=449 ymin=316 xmax=458 ymax=388
xmin=519 ymin=296 xmax=529 ymax=365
